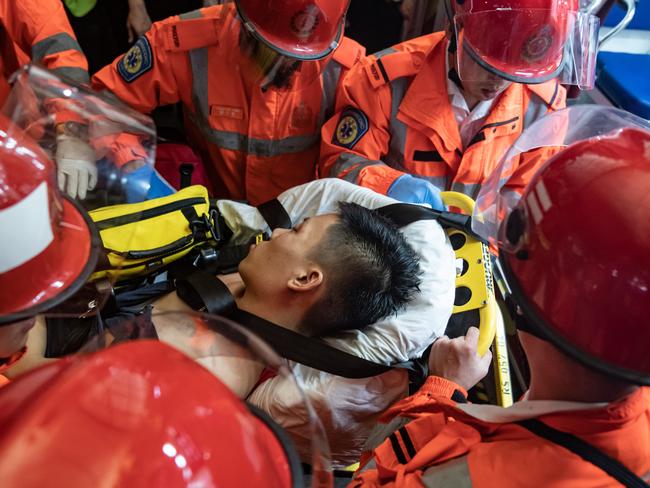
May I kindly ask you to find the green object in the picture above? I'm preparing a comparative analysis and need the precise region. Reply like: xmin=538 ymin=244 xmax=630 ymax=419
xmin=64 ymin=0 xmax=98 ymax=17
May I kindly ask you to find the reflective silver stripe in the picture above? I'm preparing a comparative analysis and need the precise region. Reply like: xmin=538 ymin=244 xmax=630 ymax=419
xmin=51 ymin=66 xmax=89 ymax=84
xmin=32 ymin=33 xmax=83 ymax=62
xmin=364 ymin=416 xmax=413 ymax=451
xmin=187 ymin=22 xmax=319 ymax=157
xmin=355 ymin=459 xmax=377 ymax=476
xmin=523 ymin=92 xmax=550 ymax=128
xmin=385 ymin=76 xmax=409 ymax=169
xmin=179 ymin=8 xmax=204 ymax=20
xmin=318 ymin=60 xmax=343 ymax=127
xmin=189 ymin=111 xmax=319 ymax=156
xmin=189 ymin=46 xmax=210 ymax=120
xmin=330 ymin=152 xmax=368 ymax=177
xmin=450 ymin=181 xmax=481 ymax=198
xmin=373 ymin=46 xmax=397 ymax=59
xmin=331 ymin=154 xmax=384 ymax=183
xmin=421 ymin=457 xmax=473 ymax=488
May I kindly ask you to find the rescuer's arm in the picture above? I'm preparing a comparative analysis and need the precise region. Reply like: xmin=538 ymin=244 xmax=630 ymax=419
xmin=319 ymin=58 xmax=406 ymax=195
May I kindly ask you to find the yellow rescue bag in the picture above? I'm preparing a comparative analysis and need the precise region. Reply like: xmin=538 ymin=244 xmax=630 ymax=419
xmin=89 ymin=185 xmax=218 ymax=282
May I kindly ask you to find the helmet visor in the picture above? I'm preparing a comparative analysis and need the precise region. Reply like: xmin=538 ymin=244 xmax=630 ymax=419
xmin=454 ymin=9 xmax=599 ymax=89
xmin=472 ymin=105 xmax=650 ymax=250
xmin=221 ymin=4 xmax=334 ymax=92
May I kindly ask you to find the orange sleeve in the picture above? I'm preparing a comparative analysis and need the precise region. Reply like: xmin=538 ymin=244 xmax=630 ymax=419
xmin=92 ymin=18 xmax=190 ymax=166
xmin=504 ymin=146 xmax=564 ymax=194
xmin=92 ymin=18 xmax=187 ymax=114
xmin=0 ymin=0 xmax=89 ymax=83
xmin=319 ymin=57 xmax=406 ymax=194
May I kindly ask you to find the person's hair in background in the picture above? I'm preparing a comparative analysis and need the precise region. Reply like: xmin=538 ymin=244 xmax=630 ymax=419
xmin=302 ymin=202 xmax=422 ymax=336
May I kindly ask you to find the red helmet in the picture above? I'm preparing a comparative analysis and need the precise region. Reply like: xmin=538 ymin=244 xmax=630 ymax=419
xmin=499 ymin=127 xmax=650 ymax=385
xmin=0 ymin=114 xmax=99 ymax=325
xmin=0 ymin=340 xmax=303 ymax=487
xmin=448 ymin=0 xmax=583 ymax=84
xmin=235 ymin=0 xmax=349 ymax=60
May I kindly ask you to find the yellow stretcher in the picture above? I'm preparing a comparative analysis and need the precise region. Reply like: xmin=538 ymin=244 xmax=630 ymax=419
xmin=440 ymin=191 xmax=513 ymax=407
xmin=341 ymin=192 xmax=514 ymax=476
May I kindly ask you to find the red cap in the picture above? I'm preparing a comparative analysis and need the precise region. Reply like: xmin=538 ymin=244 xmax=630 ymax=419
xmin=501 ymin=127 xmax=650 ymax=384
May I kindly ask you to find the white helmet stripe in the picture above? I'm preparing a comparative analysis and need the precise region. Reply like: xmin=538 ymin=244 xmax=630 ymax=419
xmin=0 ymin=182 xmax=53 ymax=273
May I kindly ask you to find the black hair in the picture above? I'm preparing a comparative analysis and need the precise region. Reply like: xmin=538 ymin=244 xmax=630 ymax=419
xmin=301 ymin=202 xmax=422 ymax=336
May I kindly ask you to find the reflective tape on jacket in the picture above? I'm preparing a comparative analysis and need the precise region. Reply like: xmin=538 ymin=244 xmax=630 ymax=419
xmin=0 ymin=0 xmax=89 ymax=101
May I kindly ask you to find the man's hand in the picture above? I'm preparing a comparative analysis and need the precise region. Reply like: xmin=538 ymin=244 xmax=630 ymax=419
xmin=428 ymin=327 xmax=492 ymax=391
xmin=126 ymin=0 xmax=152 ymax=43
xmin=55 ymin=134 xmax=98 ymax=200
xmin=387 ymin=174 xmax=445 ymax=211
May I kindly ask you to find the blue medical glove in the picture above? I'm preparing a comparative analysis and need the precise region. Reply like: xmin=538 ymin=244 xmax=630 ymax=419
xmin=387 ymin=174 xmax=445 ymax=211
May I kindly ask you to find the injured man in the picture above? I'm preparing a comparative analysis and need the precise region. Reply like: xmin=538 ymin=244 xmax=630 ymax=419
xmin=15 ymin=199 xmax=422 ymax=393
xmin=13 ymin=179 xmax=456 ymax=466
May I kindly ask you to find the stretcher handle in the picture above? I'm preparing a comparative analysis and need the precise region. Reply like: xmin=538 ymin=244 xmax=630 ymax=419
xmin=440 ymin=191 xmax=496 ymax=357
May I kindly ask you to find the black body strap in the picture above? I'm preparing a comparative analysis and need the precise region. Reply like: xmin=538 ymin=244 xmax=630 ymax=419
xmin=231 ymin=309 xmax=410 ymax=379
xmin=374 ymin=203 xmax=484 ymax=242
xmin=516 ymin=419 xmax=649 ymax=488
xmin=174 ymin=267 xmax=417 ymax=378
xmin=257 ymin=198 xmax=292 ymax=230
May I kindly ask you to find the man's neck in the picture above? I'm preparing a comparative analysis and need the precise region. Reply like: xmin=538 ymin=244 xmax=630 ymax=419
xmin=235 ymin=291 xmax=304 ymax=334
xmin=527 ymin=362 xmax=638 ymax=403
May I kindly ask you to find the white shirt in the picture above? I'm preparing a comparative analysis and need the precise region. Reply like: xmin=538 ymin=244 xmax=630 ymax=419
xmin=446 ymin=49 xmax=496 ymax=149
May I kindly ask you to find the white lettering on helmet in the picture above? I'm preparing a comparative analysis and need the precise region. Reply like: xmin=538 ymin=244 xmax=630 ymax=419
xmin=535 ymin=179 xmax=552 ymax=212
xmin=526 ymin=191 xmax=543 ymax=225
xmin=0 ymin=182 xmax=53 ymax=273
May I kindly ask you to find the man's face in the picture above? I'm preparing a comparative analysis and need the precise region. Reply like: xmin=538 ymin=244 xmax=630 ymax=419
xmin=457 ymin=52 xmax=512 ymax=101
xmin=239 ymin=214 xmax=339 ymax=294
xmin=0 ymin=317 xmax=35 ymax=358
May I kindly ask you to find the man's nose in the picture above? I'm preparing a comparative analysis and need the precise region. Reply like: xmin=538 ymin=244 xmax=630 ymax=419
xmin=271 ymin=227 xmax=290 ymax=239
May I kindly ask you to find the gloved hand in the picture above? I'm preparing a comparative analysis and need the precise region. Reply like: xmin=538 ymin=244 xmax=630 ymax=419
xmin=55 ymin=134 xmax=98 ymax=200
xmin=387 ymin=174 xmax=445 ymax=210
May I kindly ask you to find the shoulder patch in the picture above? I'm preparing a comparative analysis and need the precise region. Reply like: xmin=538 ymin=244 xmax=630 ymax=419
xmin=332 ymin=108 xmax=369 ymax=149
xmin=118 ymin=36 xmax=153 ymax=83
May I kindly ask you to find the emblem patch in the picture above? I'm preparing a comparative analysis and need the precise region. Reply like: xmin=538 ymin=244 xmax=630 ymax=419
xmin=118 ymin=36 xmax=153 ymax=83
xmin=522 ymin=25 xmax=554 ymax=62
xmin=290 ymin=6 xmax=321 ymax=40
xmin=333 ymin=108 xmax=368 ymax=149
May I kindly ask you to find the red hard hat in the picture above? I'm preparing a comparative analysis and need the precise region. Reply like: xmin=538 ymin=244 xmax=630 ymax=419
xmin=500 ymin=127 xmax=650 ymax=385
xmin=0 ymin=341 xmax=302 ymax=487
xmin=235 ymin=0 xmax=349 ymax=60
xmin=0 ymin=114 xmax=99 ymax=325
xmin=448 ymin=0 xmax=579 ymax=83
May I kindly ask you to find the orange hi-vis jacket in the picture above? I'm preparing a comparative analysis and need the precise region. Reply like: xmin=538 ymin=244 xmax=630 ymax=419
xmin=92 ymin=4 xmax=365 ymax=205
xmin=0 ymin=0 xmax=89 ymax=105
xmin=320 ymin=32 xmax=566 ymax=198
xmin=352 ymin=377 xmax=650 ymax=487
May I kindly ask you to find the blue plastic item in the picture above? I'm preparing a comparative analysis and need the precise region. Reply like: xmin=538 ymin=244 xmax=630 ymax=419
xmin=597 ymin=51 xmax=650 ymax=119
xmin=603 ymin=0 xmax=650 ymax=30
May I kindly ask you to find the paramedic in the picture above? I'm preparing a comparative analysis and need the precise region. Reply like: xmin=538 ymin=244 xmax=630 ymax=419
xmin=319 ymin=0 xmax=598 ymax=206
xmin=351 ymin=128 xmax=650 ymax=486
xmin=92 ymin=0 xmax=365 ymax=205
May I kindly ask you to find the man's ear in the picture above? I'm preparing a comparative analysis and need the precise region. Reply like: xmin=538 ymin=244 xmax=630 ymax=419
xmin=287 ymin=266 xmax=323 ymax=293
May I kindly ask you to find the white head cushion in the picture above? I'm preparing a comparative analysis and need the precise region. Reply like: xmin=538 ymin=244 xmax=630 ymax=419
xmin=217 ymin=179 xmax=456 ymax=465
